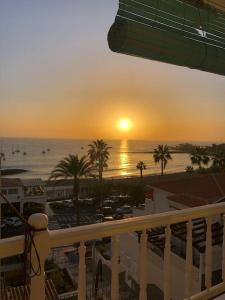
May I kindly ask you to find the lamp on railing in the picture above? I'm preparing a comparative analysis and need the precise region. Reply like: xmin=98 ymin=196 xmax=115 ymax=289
xmin=108 ymin=0 xmax=225 ymax=76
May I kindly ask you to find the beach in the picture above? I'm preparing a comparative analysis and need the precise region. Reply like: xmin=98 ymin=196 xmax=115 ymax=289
xmin=0 ymin=138 xmax=212 ymax=180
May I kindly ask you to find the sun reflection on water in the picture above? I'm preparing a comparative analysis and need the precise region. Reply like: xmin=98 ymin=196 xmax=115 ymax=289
xmin=119 ymin=140 xmax=129 ymax=176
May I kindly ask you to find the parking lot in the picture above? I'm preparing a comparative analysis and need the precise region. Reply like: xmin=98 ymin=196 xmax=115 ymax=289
xmin=1 ymin=197 xmax=134 ymax=235
xmin=48 ymin=214 xmax=97 ymax=230
xmin=47 ymin=199 xmax=98 ymax=229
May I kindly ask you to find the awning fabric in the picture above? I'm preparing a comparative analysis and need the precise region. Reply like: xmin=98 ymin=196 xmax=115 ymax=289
xmin=108 ymin=0 xmax=225 ymax=76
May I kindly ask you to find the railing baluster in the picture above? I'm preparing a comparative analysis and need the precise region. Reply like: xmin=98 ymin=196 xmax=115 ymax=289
xmin=111 ymin=235 xmax=120 ymax=300
xmin=205 ymin=217 xmax=212 ymax=291
xmin=164 ymin=225 xmax=171 ymax=300
xmin=185 ymin=220 xmax=193 ymax=299
xmin=222 ymin=215 xmax=225 ymax=282
xmin=139 ymin=230 xmax=147 ymax=300
xmin=78 ymin=241 xmax=86 ymax=300
xmin=29 ymin=214 xmax=50 ymax=300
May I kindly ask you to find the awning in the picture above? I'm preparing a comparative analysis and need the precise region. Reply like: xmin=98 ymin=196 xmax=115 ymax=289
xmin=108 ymin=0 xmax=225 ymax=76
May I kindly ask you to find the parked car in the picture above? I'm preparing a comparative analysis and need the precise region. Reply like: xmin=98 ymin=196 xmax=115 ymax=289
xmin=0 ymin=222 xmax=6 ymax=229
xmin=83 ymin=198 xmax=94 ymax=205
xmin=4 ymin=217 xmax=23 ymax=228
xmin=102 ymin=206 xmax=114 ymax=216
xmin=113 ymin=213 xmax=124 ymax=220
xmin=103 ymin=200 xmax=115 ymax=207
xmin=63 ymin=200 xmax=73 ymax=208
xmin=95 ymin=213 xmax=104 ymax=220
xmin=103 ymin=216 xmax=114 ymax=222
xmin=116 ymin=205 xmax=132 ymax=214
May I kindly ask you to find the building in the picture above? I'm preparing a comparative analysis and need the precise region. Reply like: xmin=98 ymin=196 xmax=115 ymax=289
xmin=147 ymin=173 xmax=225 ymax=213
xmin=46 ymin=178 xmax=98 ymax=201
xmin=103 ymin=174 xmax=225 ymax=300
xmin=0 ymin=178 xmax=47 ymax=217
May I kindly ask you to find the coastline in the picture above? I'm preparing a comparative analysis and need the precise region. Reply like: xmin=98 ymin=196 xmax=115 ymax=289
xmin=46 ymin=171 xmax=190 ymax=188
xmin=105 ymin=171 xmax=189 ymax=186
xmin=1 ymin=169 xmax=28 ymax=176
xmin=1 ymin=168 xmax=189 ymax=184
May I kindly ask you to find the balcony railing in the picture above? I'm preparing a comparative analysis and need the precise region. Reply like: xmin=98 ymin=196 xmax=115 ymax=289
xmin=1 ymin=203 xmax=225 ymax=300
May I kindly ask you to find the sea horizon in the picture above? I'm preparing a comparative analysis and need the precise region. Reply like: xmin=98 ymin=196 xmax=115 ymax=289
xmin=0 ymin=136 xmax=224 ymax=144
xmin=0 ymin=137 xmax=222 ymax=180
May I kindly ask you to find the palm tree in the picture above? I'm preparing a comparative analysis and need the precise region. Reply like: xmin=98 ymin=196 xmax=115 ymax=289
xmin=211 ymin=151 xmax=225 ymax=171
xmin=190 ymin=147 xmax=210 ymax=169
xmin=136 ymin=161 xmax=146 ymax=179
xmin=153 ymin=145 xmax=172 ymax=175
xmin=49 ymin=154 xmax=92 ymax=225
xmin=88 ymin=139 xmax=111 ymax=207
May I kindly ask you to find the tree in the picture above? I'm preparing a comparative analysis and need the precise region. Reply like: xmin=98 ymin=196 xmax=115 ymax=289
xmin=153 ymin=144 xmax=172 ymax=175
xmin=186 ymin=165 xmax=194 ymax=173
xmin=211 ymin=151 xmax=225 ymax=171
xmin=136 ymin=161 xmax=146 ymax=179
xmin=190 ymin=147 xmax=210 ymax=169
xmin=88 ymin=139 xmax=111 ymax=208
xmin=49 ymin=155 xmax=92 ymax=225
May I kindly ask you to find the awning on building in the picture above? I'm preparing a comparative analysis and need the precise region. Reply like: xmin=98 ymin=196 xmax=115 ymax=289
xmin=108 ymin=0 xmax=225 ymax=76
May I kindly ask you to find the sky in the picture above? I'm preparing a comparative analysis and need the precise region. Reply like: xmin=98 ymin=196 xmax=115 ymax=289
xmin=0 ymin=0 xmax=225 ymax=142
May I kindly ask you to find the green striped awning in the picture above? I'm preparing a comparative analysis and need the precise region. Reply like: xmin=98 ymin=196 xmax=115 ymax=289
xmin=108 ymin=0 xmax=225 ymax=76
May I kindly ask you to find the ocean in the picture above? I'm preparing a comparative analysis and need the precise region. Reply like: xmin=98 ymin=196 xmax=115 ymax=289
xmin=0 ymin=138 xmax=211 ymax=180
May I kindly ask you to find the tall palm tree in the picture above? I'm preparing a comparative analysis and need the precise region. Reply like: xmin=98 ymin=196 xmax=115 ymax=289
xmin=49 ymin=154 xmax=92 ymax=225
xmin=88 ymin=139 xmax=111 ymax=207
xmin=153 ymin=145 xmax=172 ymax=175
xmin=190 ymin=147 xmax=210 ymax=169
xmin=136 ymin=161 xmax=146 ymax=179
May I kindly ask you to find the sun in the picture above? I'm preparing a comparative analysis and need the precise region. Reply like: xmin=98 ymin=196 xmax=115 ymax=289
xmin=117 ymin=118 xmax=132 ymax=132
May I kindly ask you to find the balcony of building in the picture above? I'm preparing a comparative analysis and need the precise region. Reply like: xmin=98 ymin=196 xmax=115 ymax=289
xmin=1 ymin=202 xmax=225 ymax=300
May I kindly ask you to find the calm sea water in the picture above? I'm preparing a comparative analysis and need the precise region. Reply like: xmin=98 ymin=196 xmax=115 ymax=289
xmin=0 ymin=138 xmax=211 ymax=180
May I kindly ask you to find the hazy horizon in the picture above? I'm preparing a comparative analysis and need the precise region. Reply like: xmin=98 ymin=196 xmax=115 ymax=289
xmin=1 ymin=1 xmax=225 ymax=141
xmin=0 ymin=136 xmax=223 ymax=145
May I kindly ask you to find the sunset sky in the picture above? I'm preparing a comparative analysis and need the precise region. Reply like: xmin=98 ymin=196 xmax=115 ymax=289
xmin=0 ymin=0 xmax=225 ymax=142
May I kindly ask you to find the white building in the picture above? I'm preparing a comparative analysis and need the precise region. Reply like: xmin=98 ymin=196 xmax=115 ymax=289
xmin=147 ymin=173 xmax=225 ymax=213
xmin=46 ymin=178 xmax=97 ymax=201
xmin=108 ymin=174 xmax=225 ymax=299
xmin=0 ymin=178 xmax=47 ymax=217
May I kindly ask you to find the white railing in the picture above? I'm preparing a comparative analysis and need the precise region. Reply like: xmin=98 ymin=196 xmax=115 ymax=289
xmin=1 ymin=203 xmax=225 ymax=300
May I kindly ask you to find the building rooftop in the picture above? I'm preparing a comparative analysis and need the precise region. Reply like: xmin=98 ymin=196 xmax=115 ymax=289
xmin=1 ymin=178 xmax=45 ymax=188
xmin=151 ymin=173 xmax=225 ymax=204
xmin=46 ymin=177 xmax=97 ymax=187
xmin=1 ymin=178 xmax=22 ymax=188
xmin=168 ymin=194 xmax=208 ymax=208
xmin=20 ymin=178 xmax=44 ymax=187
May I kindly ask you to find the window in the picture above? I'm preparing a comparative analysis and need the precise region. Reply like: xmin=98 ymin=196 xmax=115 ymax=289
xmin=24 ymin=186 xmax=44 ymax=197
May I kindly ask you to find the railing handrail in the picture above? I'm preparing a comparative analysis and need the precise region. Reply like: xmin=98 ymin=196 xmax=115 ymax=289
xmin=0 ymin=235 xmax=24 ymax=259
xmin=50 ymin=202 xmax=225 ymax=247
xmin=1 ymin=202 xmax=225 ymax=259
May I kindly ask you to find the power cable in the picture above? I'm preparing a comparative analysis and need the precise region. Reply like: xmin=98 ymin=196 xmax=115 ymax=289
xmin=0 ymin=192 xmax=44 ymax=299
